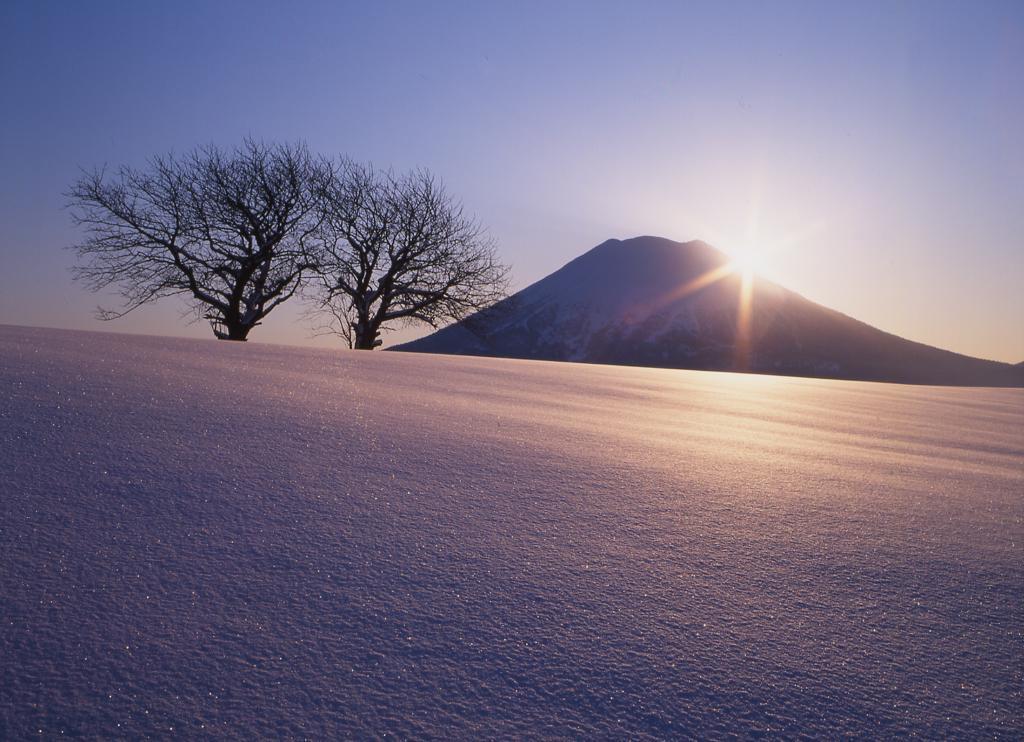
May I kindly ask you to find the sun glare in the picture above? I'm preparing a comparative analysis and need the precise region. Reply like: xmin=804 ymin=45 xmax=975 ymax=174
xmin=726 ymin=246 xmax=760 ymax=372
xmin=728 ymin=247 xmax=764 ymax=277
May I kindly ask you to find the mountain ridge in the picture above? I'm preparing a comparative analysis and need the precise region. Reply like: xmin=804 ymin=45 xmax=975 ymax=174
xmin=393 ymin=236 xmax=1023 ymax=387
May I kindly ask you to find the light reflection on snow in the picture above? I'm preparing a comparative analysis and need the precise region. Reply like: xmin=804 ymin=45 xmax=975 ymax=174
xmin=0 ymin=325 xmax=1021 ymax=738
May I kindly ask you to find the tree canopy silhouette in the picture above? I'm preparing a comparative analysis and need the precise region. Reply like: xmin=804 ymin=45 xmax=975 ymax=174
xmin=69 ymin=140 xmax=325 ymax=341
xmin=306 ymin=160 xmax=510 ymax=349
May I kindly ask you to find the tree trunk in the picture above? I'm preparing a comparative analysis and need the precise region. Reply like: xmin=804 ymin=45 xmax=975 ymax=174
xmin=213 ymin=314 xmax=252 ymax=341
xmin=352 ymin=318 xmax=380 ymax=350
xmin=222 ymin=323 xmax=251 ymax=341
xmin=213 ymin=297 xmax=257 ymax=341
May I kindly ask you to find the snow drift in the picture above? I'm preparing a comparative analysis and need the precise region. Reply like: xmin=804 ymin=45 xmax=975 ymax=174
xmin=1 ymin=325 xmax=1022 ymax=737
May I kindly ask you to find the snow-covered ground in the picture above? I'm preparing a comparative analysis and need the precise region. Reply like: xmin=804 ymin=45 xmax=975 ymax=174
xmin=2 ymin=324 xmax=1021 ymax=738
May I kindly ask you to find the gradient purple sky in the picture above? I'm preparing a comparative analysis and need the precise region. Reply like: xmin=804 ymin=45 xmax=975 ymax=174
xmin=1 ymin=0 xmax=1022 ymax=361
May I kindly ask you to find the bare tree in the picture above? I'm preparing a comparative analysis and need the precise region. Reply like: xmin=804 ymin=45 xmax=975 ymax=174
xmin=69 ymin=140 xmax=325 ymax=341
xmin=306 ymin=161 xmax=510 ymax=349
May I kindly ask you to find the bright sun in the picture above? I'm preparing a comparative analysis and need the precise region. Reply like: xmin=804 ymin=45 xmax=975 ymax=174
xmin=728 ymin=247 xmax=765 ymax=276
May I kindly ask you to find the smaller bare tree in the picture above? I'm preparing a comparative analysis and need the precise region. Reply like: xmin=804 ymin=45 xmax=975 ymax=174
xmin=307 ymin=161 xmax=510 ymax=349
xmin=69 ymin=140 xmax=325 ymax=341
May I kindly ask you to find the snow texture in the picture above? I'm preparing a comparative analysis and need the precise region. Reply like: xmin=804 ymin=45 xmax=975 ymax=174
xmin=2 ymin=324 xmax=1022 ymax=738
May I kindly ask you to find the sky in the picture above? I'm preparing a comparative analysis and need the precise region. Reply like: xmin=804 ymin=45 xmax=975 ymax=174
xmin=1 ymin=0 xmax=1022 ymax=362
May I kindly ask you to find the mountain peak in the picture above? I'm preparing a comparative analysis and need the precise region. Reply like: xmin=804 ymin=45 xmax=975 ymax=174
xmin=581 ymin=235 xmax=726 ymax=261
xmin=552 ymin=236 xmax=731 ymax=306
xmin=394 ymin=236 xmax=1023 ymax=387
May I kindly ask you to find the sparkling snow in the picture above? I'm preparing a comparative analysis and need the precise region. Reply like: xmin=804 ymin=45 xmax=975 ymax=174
xmin=1 ymin=325 xmax=1021 ymax=737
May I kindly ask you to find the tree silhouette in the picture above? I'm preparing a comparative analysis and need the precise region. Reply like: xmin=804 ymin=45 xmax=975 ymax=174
xmin=306 ymin=161 xmax=509 ymax=349
xmin=69 ymin=140 xmax=326 ymax=341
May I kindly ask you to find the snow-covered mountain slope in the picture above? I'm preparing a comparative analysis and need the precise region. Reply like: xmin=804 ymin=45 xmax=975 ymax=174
xmin=2 ymin=325 xmax=1022 ymax=737
xmin=395 ymin=236 xmax=1024 ymax=387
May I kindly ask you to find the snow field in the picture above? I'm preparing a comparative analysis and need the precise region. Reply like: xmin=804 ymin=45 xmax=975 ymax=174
xmin=1 ymin=325 xmax=1021 ymax=738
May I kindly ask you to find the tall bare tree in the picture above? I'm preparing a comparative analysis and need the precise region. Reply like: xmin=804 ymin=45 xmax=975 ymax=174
xmin=69 ymin=140 xmax=325 ymax=340
xmin=307 ymin=161 xmax=510 ymax=349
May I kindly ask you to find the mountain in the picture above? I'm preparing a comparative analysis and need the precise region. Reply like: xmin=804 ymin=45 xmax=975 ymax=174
xmin=393 ymin=236 xmax=1023 ymax=387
